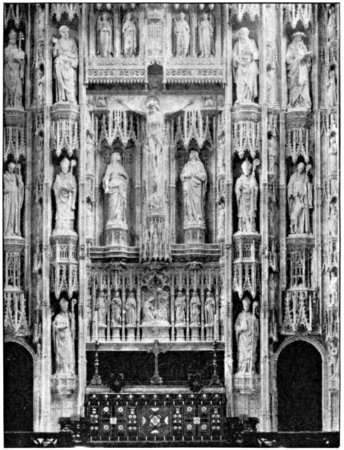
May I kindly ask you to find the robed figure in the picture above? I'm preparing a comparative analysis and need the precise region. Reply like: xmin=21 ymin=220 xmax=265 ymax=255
xmin=103 ymin=152 xmax=128 ymax=228
xmin=235 ymin=159 xmax=259 ymax=233
xmin=53 ymin=158 xmax=77 ymax=235
xmin=205 ymin=291 xmax=215 ymax=325
xmin=190 ymin=292 xmax=201 ymax=325
xmin=52 ymin=298 xmax=76 ymax=375
xmin=97 ymin=13 xmax=113 ymax=57
xmin=198 ymin=12 xmax=214 ymax=58
xmin=235 ymin=298 xmax=259 ymax=374
xmin=125 ymin=292 xmax=136 ymax=325
xmin=180 ymin=150 xmax=207 ymax=226
xmin=173 ymin=12 xmax=190 ymax=57
xmin=4 ymin=162 xmax=24 ymax=237
xmin=286 ymin=32 xmax=312 ymax=111
xmin=122 ymin=12 xmax=137 ymax=57
xmin=111 ymin=291 xmax=122 ymax=326
xmin=52 ymin=26 xmax=78 ymax=104
xmin=287 ymin=162 xmax=313 ymax=234
xmin=233 ymin=28 xmax=259 ymax=104
xmin=175 ymin=291 xmax=186 ymax=324
xmin=4 ymin=30 xmax=25 ymax=108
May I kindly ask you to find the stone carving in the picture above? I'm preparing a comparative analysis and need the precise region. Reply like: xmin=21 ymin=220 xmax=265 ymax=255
xmin=52 ymin=26 xmax=78 ymax=104
xmin=180 ymin=150 xmax=207 ymax=226
xmin=97 ymin=12 xmax=113 ymax=57
xmin=4 ymin=29 xmax=25 ymax=108
xmin=52 ymin=298 xmax=76 ymax=375
xmin=235 ymin=297 xmax=259 ymax=374
xmin=287 ymin=162 xmax=312 ymax=235
xmin=190 ymin=291 xmax=201 ymax=325
xmin=233 ymin=28 xmax=259 ymax=105
xmin=328 ymin=267 xmax=338 ymax=307
xmin=205 ymin=291 xmax=215 ymax=325
xmin=86 ymin=134 xmax=95 ymax=174
xmin=286 ymin=32 xmax=312 ymax=111
xmin=4 ymin=162 xmax=24 ymax=237
xmin=37 ymin=6 xmax=45 ymax=41
xmin=125 ymin=292 xmax=136 ymax=325
xmin=217 ymin=200 xmax=225 ymax=242
xmin=36 ymin=67 xmax=45 ymax=106
xmin=328 ymin=199 xmax=338 ymax=237
xmin=103 ymin=152 xmax=128 ymax=228
xmin=328 ymin=130 xmax=337 ymax=177
xmin=111 ymin=291 xmax=122 ymax=326
xmin=122 ymin=12 xmax=137 ymax=57
xmin=142 ymin=288 xmax=170 ymax=325
xmin=198 ymin=12 xmax=214 ymax=58
xmin=282 ymin=289 xmax=319 ymax=333
xmin=97 ymin=291 xmax=107 ymax=328
xmin=53 ymin=158 xmax=77 ymax=235
xmin=173 ymin=12 xmax=190 ymax=57
xmin=327 ymin=65 xmax=337 ymax=109
xmin=235 ymin=159 xmax=259 ymax=233
xmin=327 ymin=5 xmax=337 ymax=44
xmin=175 ymin=290 xmax=186 ymax=324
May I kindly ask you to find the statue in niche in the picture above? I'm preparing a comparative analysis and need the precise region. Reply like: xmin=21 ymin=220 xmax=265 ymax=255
xmin=327 ymin=65 xmax=337 ymax=109
xmin=205 ymin=291 xmax=215 ymax=325
xmin=328 ymin=199 xmax=338 ymax=236
xmin=266 ymin=63 xmax=277 ymax=107
xmin=36 ymin=67 xmax=45 ymax=106
xmin=156 ymin=288 xmax=169 ymax=322
xmin=103 ymin=152 xmax=128 ymax=228
xmin=327 ymin=6 xmax=336 ymax=44
xmin=52 ymin=26 xmax=78 ymax=104
xmin=268 ymin=273 xmax=278 ymax=342
xmin=118 ymin=95 xmax=192 ymax=210
xmin=143 ymin=295 xmax=155 ymax=323
xmin=180 ymin=150 xmax=207 ymax=226
xmin=52 ymin=298 xmax=76 ymax=375
xmin=235 ymin=159 xmax=259 ymax=233
xmin=53 ymin=158 xmax=77 ymax=235
xmin=125 ymin=292 xmax=136 ymax=325
xmin=175 ymin=290 xmax=186 ymax=324
xmin=235 ymin=297 xmax=259 ymax=374
xmin=122 ymin=12 xmax=137 ymax=57
xmin=328 ymin=267 xmax=338 ymax=306
xmin=97 ymin=12 xmax=113 ymax=57
xmin=111 ymin=291 xmax=122 ymax=326
xmin=4 ymin=162 xmax=24 ymax=237
xmin=4 ymin=30 xmax=25 ymax=108
xmin=198 ymin=12 xmax=214 ymax=58
xmin=173 ymin=12 xmax=190 ymax=57
xmin=97 ymin=291 xmax=107 ymax=327
xmin=217 ymin=199 xmax=225 ymax=242
xmin=233 ymin=27 xmax=259 ymax=105
xmin=86 ymin=200 xmax=94 ymax=239
xmin=286 ymin=32 xmax=312 ymax=111
xmin=287 ymin=162 xmax=313 ymax=235
xmin=190 ymin=291 xmax=201 ymax=325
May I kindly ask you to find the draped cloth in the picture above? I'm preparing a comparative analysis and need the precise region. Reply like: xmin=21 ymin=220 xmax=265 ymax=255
xmin=233 ymin=38 xmax=259 ymax=103
xmin=53 ymin=36 xmax=78 ymax=104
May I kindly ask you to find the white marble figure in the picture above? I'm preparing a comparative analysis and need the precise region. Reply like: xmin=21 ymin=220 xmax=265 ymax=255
xmin=235 ymin=159 xmax=259 ymax=233
xmin=53 ymin=158 xmax=77 ymax=235
xmin=233 ymin=28 xmax=259 ymax=104
xmin=156 ymin=288 xmax=169 ymax=322
xmin=122 ymin=12 xmax=137 ymax=57
xmin=235 ymin=297 xmax=259 ymax=374
xmin=286 ymin=32 xmax=312 ymax=111
xmin=111 ymin=291 xmax=122 ymax=326
xmin=217 ymin=200 xmax=225 ymax=241
xmin=198 ymin=12 xmax=214 ymax=58
xmin=102 ymin=152 xmax=128 ymax=228
xmin=52 ymin=298 xmax=76 ymax=375
xmin=328 ymin=200 xmax=338 ymax=237
xmin=327 ymin=66 xmax=337 ymax=109
xmin=180 ymin=150 xmax=207 ymax=226
xmin=125 ymin=292 xmax=136 ymax=325
xmin=37 ymin=67 xmax=45 ymax=106
xmin=328 ymin=131 xmax=337 ymax=175
xmin=327 ymin=6 xmax=336 ymax=44
xmin=173 ymin=12 xmax=190 ymax=57
xmin=52 ymin=26 xmax=78 ymax=104
xmin=143 ymin=295 xmax=155 ymax=323
xmin=4 ymin=30 xmax=25 ymax=108
xmin=97 ymin=291 xmax=107 ymax=328
xmin=97 ymin=12 xmax=113 ymax=57
xmin=328 ymin=268 xmax=338 ymax=306
xmin=4 ymin=162 xmax=24 ymax=237
xmin=287 ymin=162 xmax=313 ymax=235
xmin=190 ymin=291 xmax=201 ymax=325
xmin=205 ymin=291 xmax=215 ymax=325
xmin=175 ymin=291 xmax=186 ymax=324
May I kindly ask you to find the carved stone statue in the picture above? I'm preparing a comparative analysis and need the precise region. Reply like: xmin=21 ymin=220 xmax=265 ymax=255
xmin=328 ymin=199 xmax=338 ymax=236
xmin=111 ymin=291 xmax=122 ymax=326
xmin=235 ymin=159 xmax=259 ymax=233
xmin=86 ymin=133 xmax=95 ymax=174
xmin=37 ymin=67 xmax=45 ymax=106
xmin=287 ymin=162 xmax=313 ymax=235
xmin=4 ymin=30 xmax=25 ymax=108
xmin=327 ymin=66 xmax=337 ymax=109
xmin=198 ymin=12 xmax=214 ymax=58
xmin=125 ymin=292 xmax=136 ymax=325
xmin=235 ymin=297 xmax=259 ymax=374
xmin=175 ymin=290 xmax=186 ymax=324
xmin=103 ymin=152 xmax=128 ymax=228
xmin=52 ymin=298 xmax=76 ymax=375
xmin=328 ymin=267 xmax=338 ymax=306
xmin=122 ymin=12 xmax=137 ymax=57
xmin=286 ymin=32 xmax=312 ymax=111
xmin=233 ymin=28 xmax=259 ymax=104
xmin=180 ymin=150 xmax=207 ymax=226
xmin=52 ymin=26 xmax=78 ymax=104
xmin=205 ymin=291 xmax=215 ymax=325
xmin=97 ymin=291 xmax=107 ymax=328
xmin=328 ymin=131 xmax=337 ymax=175
xmin=53 ymin=158 xmax=77 ymax=235
xmin=4 ymin=162 xmax=24 ymax=237
xmin=143 ymin=295 xmax=155 ymax=323
xmin=156 ymin=288 xmax=169 ymax=323
xmin=173 ymin=12 xmax=190 ymax=57
xmin=97 ymin=12 xmax=113 ymax=57
xmin=190 ymin=291 xmax=201 ymax=325
xmin=217 ymin=200 xmax=225 ymax=241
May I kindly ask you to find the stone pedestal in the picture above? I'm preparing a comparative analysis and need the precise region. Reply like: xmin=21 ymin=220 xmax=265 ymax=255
xmin=111 ymin=326 xmax=121 ymax=341
xmin=51 ymin=373 xmax=77 ymax=396
xmin=105 ymin=224 xmax=128 ymax=246
xmin=141 ymin=323 xmax=171 ymax=342
xmin=190 ymin=324 xmax=200 ymax=341
xmin=184 ymin=224 xmax=205 ymax=244
xmin=205 ymin=324 xmax=214 ymax=341
xmin=126 ymin=325 xmax=136 ymax=342
xmin=98 ymin=325 xmax=107 ymax=341
xmin=175 ymin=324 xmax=186 ymax=342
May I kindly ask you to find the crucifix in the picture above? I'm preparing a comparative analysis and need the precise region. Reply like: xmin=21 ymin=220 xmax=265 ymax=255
xmin=148 ymin=339 xmax=171 ymax=385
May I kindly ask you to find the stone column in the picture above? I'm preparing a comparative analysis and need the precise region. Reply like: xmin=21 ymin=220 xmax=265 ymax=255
xmin=190 ymin=6 xmax=197 ymax=57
